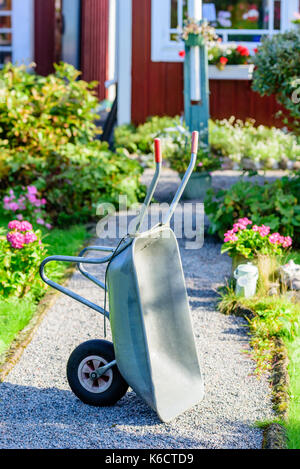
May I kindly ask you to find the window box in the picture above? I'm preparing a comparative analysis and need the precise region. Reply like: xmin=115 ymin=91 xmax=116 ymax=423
xmin=208 ymin=64 xmax=254 ymax=80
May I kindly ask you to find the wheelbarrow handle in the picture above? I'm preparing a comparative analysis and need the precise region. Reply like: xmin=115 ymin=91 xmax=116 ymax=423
xmin=162 ymin=131 xmax=198 ymax=225
xmin=132 ymin=138 xmax=162 ymax=234
xmin=39 ymin=254 xmax=112 ymax=318
xmin=77 ymin=245 xmax=114 ymax=290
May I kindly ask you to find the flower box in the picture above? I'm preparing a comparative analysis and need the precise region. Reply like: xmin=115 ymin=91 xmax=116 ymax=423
xmin=208 ymin=64 xmax=254 ymax=80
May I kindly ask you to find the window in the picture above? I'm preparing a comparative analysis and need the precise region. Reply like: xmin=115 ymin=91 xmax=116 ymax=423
xmin=0 ymin=0 xmax=12 ymax=68
xmin=152 ymin=0 xmax=299 ymax=62
xmin=0 ymin=0 xmax=33 ymax=68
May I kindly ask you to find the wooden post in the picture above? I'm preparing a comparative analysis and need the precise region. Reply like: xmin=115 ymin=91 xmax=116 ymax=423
xmin=184 ymin=0 xmax=209 ymax=145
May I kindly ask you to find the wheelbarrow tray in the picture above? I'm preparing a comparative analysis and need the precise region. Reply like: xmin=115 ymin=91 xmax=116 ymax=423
xmin=107 ymin=225 xmax=204 ymax=422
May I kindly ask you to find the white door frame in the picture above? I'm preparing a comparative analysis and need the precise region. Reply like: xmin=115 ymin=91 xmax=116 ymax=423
xmin=116 ymin=0 xmax=132 ymax=125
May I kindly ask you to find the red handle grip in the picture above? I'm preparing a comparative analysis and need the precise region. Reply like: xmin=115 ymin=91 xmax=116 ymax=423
xmin=191 ymin=131 xmax=198 ymax=154
xmin=154 ymin=138 xmax=162 ymax=163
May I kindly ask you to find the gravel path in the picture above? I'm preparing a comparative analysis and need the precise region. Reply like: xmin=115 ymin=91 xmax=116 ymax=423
xmin=0 ymin=169 xmax=274 ymax=449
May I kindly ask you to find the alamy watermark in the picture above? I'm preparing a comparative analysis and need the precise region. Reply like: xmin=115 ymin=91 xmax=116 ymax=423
xmin=96 ymin=195 xmax=204 ymax=250
xmin=291 ymin=78 xmax=300 ymax=104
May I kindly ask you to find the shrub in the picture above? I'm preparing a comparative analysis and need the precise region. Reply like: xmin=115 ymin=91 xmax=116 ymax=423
xmin=168 ymin=142 xmax=221 ymax=174
xmin=115 ymin=116 xmax=300 ymax=171
xmin=0 ymin=221 xmax=46 ymax=298
xmin=252 ymin=31 xmax=300 ymax=134
xmin=209 ymin=118 xmax=300 ymax=170
xmin=114 ymin=115 xmax=186 ymax=156
xmin=205 ymin=173 xmax=300 ymax=245
xmin=0 ymin=63 xmax=145 ymax=225
xmin=0 ymin=142 xmax=145 ymax=226
xmin=0 ymin=62 xmax=100 ymax=152
xmin=3 ymin=185 xmax=52 ymax=229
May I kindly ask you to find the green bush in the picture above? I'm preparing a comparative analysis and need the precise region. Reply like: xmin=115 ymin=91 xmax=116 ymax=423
xmin=168 ymin=142 xmax=221 ymax=174
xmin=252 ymin=31 xmax=300 ymax=134
xmin=0 ymin=62 xmax=100 ymax=151
xmin=209 ymin=118 xmax=300 ymax=169
xmin=115 ymin=116 xmax=299 ymax=170
xmin=204 ymin=173 xmax=300 ymax=245
xmin=114 ymin=115 xmax=186 ymax=156
xmin=0 ymin=63 xmax=145 ymax=225
xmin=1 ymin=141 xmax=145 ymax=226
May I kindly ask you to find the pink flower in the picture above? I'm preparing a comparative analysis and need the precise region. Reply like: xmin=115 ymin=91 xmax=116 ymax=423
xmin=233 ymin=218 xmax=252 ymax=231
xmin=27 ymin=194 xmax=37 ymax=204
xmin=282 ymin=236 xmax=292 ymax=248
xmin=224 ymin=229 xmax=238 ymax=242
xmin=198 ymin=162 xmax=203 ymax=167
xmin=36 ymin=218 xmax=44 ymax=225
xmin=27 ymin=185 xmax=38 ymax=195
xmin=45 ymin=223 xmax=52 ymax=230
xmin=8 ymin=220 xmax=22 ymax=231
xmin=24 ymin=231 xmax=37 ymax=244
xmin=16 ymin=214 xmax=23 ymax=220
xmin=7 ymin=231 xmax=25 ymax=249
xmin=269 ymin=232 xmax=282 ymax=245
xmin=20 ymin=221 xmax=33 ymax=232
xmin=258 ymin=225 xmax=270 ymax=237
xmin=238 ymin=217 xmax=252 ymax=226
xmin=8 ymin=202 xmax=19 ymax=212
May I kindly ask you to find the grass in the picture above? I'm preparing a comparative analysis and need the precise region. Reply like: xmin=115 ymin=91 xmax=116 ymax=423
xmin=285 ymin=333 xmax=300 ymax=448
xmin=0 ymin=214 xmax=89 ymax=358
xmin=218 ymin=250 xmax=300 ymax=448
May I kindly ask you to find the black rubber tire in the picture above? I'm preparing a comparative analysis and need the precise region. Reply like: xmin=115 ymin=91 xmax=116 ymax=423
xmin=66 ymin=339 xmax=128 ymax=406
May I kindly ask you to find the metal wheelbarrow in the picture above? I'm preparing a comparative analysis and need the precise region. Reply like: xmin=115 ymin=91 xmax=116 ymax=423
xmin=40 ymin=131 xmax=204 ymax=422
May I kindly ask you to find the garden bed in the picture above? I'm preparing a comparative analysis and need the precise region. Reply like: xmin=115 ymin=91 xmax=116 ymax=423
xmin=0 ymin=214 xmax=90 ymax=364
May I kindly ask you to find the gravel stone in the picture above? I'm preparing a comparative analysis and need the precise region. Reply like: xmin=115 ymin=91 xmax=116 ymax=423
xmin=0 ymin=169 xmax=274 ymax=449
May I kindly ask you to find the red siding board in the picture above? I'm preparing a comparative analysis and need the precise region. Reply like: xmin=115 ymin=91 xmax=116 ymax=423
xmin=34 ymin=0 xmax=56 ymax=76
xmin=131 ymin=0 xmax=183 ymax=125
xmin=81 ymin=0 xmax=109 ymax=100
xmin=131 ymin=0 xmax=284 ymax=127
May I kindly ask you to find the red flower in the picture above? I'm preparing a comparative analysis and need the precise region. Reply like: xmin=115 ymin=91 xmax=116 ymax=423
xmin=237 ymin=45 xmax=250 ymax=57
xmin=220 ymin=56 xmax=228 ymax=65
xmin=178 ymin=50 xmax=185 ymax=58
xmin=254 ymin=47 xmax=258 ymax=54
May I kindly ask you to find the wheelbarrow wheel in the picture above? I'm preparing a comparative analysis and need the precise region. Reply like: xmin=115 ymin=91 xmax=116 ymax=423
xmin=67 ymin=339 xmax=128 ymax=406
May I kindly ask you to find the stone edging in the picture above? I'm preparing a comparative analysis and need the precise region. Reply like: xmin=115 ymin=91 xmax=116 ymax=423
xmin=232 ymin=305 xmax=289 ymax=449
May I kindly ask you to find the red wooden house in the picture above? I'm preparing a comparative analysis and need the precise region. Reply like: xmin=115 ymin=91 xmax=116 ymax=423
xmin=4 ymin=0 xmax=300 ymax=126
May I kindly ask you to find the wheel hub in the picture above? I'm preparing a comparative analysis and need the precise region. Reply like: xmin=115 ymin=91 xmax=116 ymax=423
xmin=77 ymin=355 xmax=113 ymax=393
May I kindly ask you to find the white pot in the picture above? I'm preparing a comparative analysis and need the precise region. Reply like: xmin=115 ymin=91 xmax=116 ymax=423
xmin=234 ymin=263 xmax=258 ymax=298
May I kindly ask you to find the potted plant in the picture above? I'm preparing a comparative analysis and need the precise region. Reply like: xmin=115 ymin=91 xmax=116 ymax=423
xmin=221 ymin=218 xmax=293 ymax=289
xmin=181 ymin=18 xmax=218 ymax=47
xmin=168 ymin=141 xmax=221 ymax=200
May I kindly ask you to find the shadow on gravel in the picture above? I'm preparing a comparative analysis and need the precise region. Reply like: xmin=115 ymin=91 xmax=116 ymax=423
xmin=0 ymin=383 xmax=215 ymax=449
xmin=0 ymin=382 xmax=160 ymax=427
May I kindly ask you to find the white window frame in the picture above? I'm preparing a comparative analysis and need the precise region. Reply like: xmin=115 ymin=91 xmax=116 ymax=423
xmin=0 ymin=0 xmax=33 ymax=69
xmin=151 ymin=0 xmax=299 ymax=63
xmin=12 ymin=0 xmax=33 ymax=65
